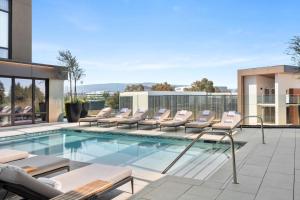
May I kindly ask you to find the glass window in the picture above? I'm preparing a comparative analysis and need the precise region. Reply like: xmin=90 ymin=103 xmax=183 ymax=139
xmin=0 ymin=48 xmax=8 ymax=58
xmin=0 ymin=11 xmax=8 ymax=48
xmin=0 ymin=0 xmax=9 ymax=11
xmin=14 ymin=79 xmax=33 ymax=125
xmin=34 ymin=80 xmax=47 ymax=123
xmin=0 ymin=77 xmax=11 ymax=127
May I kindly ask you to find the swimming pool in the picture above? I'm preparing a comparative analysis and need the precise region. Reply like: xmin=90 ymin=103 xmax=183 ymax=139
xmin=0 ymin=130 xmax=240 ymax=179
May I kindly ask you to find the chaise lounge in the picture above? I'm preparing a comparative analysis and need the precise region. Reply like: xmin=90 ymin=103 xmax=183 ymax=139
xmin=78 ymin=107 xmax=112 ymax=126
xmin=97 ymin=108 xmax=131 ymax=127
xmin=137 ymin=109 xmax=170 ymax=129
xmin=0 ymin=163 xmax=133 ymax=200
xmin=116 ymin=109 xmax=148 ymax=129
xmin=0 ymin=149 xmax=70 ymax=177
xmin=185 ymin=110 xmax=215 ymax=132
xmin=159 ymin=110 xmax=193 ymax=131
xmin=212 ymin=111 xmax=241 ymax=132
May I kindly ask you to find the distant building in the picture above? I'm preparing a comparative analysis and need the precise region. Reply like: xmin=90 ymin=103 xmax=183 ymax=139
xmin=238 ymin=65 xmax=300 ymax=125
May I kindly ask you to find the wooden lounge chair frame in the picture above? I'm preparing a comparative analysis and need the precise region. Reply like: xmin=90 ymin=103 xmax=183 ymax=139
xmin=0 ymin=176 xmax=133 ymax=200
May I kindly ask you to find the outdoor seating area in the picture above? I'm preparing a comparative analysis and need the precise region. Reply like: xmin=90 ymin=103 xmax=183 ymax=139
xmin=0 ymin=149 xmax=134 ymax=200
xmin=79 ymin=107 xmax=242 ymax=134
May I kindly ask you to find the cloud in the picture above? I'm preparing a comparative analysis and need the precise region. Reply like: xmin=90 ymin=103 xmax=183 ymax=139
xmin=64 ymin=15 xmax=99 ymax=32
xmin=79 ymin=53 xmax=290 ymax=73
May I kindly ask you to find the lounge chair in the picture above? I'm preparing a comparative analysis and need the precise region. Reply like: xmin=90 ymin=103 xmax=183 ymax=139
xmin=116 ymin=109 xmax=148 ymax=129
xmin=78 ymin=107 xmax=112 ymax=126
xmin=159 ymin=110 xmax=193 ymax=131
xmin=0 ymin=149 xmax=70 ymax=177
xmin=97 ymin=108 xmax=131 ymax=126
xmin=212 ymin=111 xmax=241 ymax=131
xmin=137 ymin=109 xmax=170 ymax=129
xmin=185 ymin=110 xmax=215 ymax=132
xmin=0 ymin=163 xmax=133 ymax=200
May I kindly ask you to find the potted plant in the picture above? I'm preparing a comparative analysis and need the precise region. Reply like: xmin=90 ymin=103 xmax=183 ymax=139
xmin=58 ymin=50 xmax=85 ymax=122
xmin=80 ymin=98 xmax=90 ymax=118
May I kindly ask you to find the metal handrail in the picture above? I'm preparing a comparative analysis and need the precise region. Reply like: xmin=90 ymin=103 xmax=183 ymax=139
xmin=162 ymin=130 xmax=238 ymax=184
xmin=234 ymin=115 xmax=265 ymax=144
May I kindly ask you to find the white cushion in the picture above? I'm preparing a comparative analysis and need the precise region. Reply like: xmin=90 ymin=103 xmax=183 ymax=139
xmin=0 ymin=164 xmax=62 ymax=198
xmin=120 ymin=108 xmax=129 ymax=113
xmin=224 ymin=120 xmax=234 ymax=123
xmin=158 ymin=109 xmax=166 ymax=114
xmin=202 ymin=110 xmax=210 ymax=116
xmin=178 ymin=110 xmax=187 ymax=115
xmin=227 ymin=111 xmax=236 ymax=116
xmin=38 ymin=177 xmax=62 ymax=190
xmin=52 ymin=164 xmax=132 ymax=193
xmin=198 ymin=117 xmax=207 ymax=122
xmin=0 ymin=149 xmax=29 ymax=164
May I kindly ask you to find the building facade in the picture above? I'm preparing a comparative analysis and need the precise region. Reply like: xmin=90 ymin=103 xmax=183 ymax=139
xmin=120 ymin=91 xmax=237 ymax=120
xmin=238 ymin=65 xmax=300 ymax=125
xmin=0 ymin=0 xmax=67 ymax=127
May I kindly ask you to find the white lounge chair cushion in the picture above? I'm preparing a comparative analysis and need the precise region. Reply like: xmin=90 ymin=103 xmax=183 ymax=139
xmin=38 ymin=177 xmax=62 ymax=190
xmin=0 ymin=149 xmax=29 ymax=163
xmin=0 ymin=164 xmax=62 ymax=198
xmin=120 ymin=108 xmax=129 ymax=113
xmin=198 ymin=117 xmax=207 ymax=122
xmin=224 ymin=119 xmax=234 ymax=123
xmin=202 ymin=110 xmax=210 ymax=116
xmin=227 ymin=111 xmax=236 ymax=116
xmin=158 ymin=109 xmax=167 ymax=114
xmin=51 ymin=164 xmax=132 ymax=193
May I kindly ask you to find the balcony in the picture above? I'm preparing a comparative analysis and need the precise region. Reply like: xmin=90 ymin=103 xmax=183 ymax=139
xmin=257 ymin=95 xmax=275 ymax=104
xmin=286 ymin=95 xmax=300 ymax=104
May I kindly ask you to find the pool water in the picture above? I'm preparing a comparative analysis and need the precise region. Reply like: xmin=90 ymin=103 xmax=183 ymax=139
xmin=0 ymin=130 xmax=239 ymax=177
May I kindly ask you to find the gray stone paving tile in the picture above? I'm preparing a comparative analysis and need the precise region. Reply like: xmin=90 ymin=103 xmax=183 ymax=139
xmin=239 ymin=164 xmax=267 ymax=178
xmin=255 ymin=187 xmax=293 ymax=200
xmin=177 ymin=193 xmax=206 ymax=200
xmin=143 ymin=181 xmax=192 ymax=200
xmin=245 ymin=155 xmax=271 ymax=167
xmin=201 ymin=180 xmax=225 ymax=190
xmin=166 ymin=175 xmax=203 ymax=186
xmin=185 ymin=185 xmax=222 ymax=199
xmin=216 ymin=189 xmax=254 ymax=200
xmin=261 ymin=172 xmax=293 ymax=190
xmin=225 ymin=175 xmax=262 ymax=194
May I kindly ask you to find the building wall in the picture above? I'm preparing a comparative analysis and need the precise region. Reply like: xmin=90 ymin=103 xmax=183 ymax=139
xmin=243 ymin=76 xmax=257 ymax=124
xmin=275 ymin=73 xmax=300 ymax=125
xmin=48 ymin=79 xmax=65 ymax=122
xmin=11 ymin=0 xmax=32 ymax=62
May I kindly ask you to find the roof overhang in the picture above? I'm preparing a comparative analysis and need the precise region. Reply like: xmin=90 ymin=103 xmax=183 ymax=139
xmin=0 ymin=59 xmax=68 ymax=80
xmin=238 ymin=65 xmax=300 ymax=76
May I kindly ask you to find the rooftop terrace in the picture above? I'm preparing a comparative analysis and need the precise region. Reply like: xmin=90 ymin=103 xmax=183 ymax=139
xmin=0 ymin=123 xmax=299 ymax=200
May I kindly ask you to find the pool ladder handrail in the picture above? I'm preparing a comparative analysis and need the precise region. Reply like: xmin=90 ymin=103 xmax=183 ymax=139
xmin=232 ymin=115 xmax=265 ymax=144
xmin=162 ymin=130 xmax=239 ymax=184
xmin=162 ymin=115 xmax=266 ymax=184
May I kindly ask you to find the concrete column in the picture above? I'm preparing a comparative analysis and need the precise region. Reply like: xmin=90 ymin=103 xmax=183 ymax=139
xmin=275 ymin=74 xmax=286 ymax=125
xmin=48 ymin=79 xmax=64 ymax=122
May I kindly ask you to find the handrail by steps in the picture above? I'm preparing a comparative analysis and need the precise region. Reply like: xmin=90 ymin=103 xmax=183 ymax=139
xmin=162 ymin=130 xmax=239 ymax=184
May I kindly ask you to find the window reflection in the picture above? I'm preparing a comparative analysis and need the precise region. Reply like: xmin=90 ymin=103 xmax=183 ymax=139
xmin=0 ymin=77 xmax=11 ymax=126
xmin=14 ymin=79 xmax=33 ymax=125
xmin=35 ymin=80 xmax=47 ymax=123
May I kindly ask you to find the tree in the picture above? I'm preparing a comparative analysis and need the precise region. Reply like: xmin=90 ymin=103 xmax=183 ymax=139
xmin=57 ymin=50 xmax=84 ymax=102
xmin=125 ymin=84 xmax=144 ymax=92
xmin=185 ymin=78 xmax=215 ymax=92
xmin=287 ymin=36 xmax=300 ymax=67
xmin=106 ymin=92 xmax=119 ymax=109
xmin=151 ymin=82 xmax=174 ymax=91
xmin=73 ymin=64 xmax=85 ymax=99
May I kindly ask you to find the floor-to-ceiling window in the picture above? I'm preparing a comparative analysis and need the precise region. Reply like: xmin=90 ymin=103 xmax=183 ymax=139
xmin=0 ymin=0 xmax=10 ymax=59
xmin=0 ymin=76 xmax=49 ymax=127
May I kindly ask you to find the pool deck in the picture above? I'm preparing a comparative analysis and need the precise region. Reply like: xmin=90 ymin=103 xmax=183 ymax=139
xmin=0 ymin=123 xmax=299 ymax=200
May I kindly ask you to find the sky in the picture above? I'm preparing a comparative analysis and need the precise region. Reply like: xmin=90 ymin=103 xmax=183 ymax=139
xmin=32 ymin=0 xmax=300 ymax=88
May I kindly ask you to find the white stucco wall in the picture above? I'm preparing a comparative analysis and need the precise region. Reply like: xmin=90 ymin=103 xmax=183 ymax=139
xmin=244 ymin=76 xmax=258 ymax=124
xmin=49 ymin=79 xmax=65 ymax=122
xmin=275 ymin=73 xmax=300 ymax=125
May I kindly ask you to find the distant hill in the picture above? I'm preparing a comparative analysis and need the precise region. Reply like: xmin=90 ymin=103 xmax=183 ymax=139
xmin=74 ymin=82 xmax=157 ymax=93
xmin=71 ymin=82 xmax=186 ymax=93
